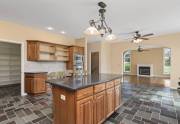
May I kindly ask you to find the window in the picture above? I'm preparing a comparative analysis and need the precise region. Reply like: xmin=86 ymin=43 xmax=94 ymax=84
xmin=123 ymin=51 xmax=131 ymax=73
xmin=163 ymin=48 xmax=171 ymax=74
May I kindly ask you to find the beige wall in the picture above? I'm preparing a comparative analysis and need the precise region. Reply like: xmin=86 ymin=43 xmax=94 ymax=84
xmin=100 ymin=42 xmax=112 ymax=73
xmin=111 ymin=32 xmax=180 ymax=89
xmin=87 ymin=33 xmax=180 ymax=88
xmin=131 ymin=48 xmax=166 ymax=77
xmin=0 ymin=21 xmax=75 ymax=73
xmin=0 ymin=21 xmax=75 ymax=45
xmin=87 ymin=42 xmax=112 ymax=74
xmin=87 ymin=42 xmax=101 ymax=74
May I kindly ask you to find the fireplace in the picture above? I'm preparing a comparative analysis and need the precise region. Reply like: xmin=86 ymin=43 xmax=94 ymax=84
xmin=139 ymin=67 xmax=150 ymax=75
xmin=137 ymin=64 xmax=153 ymax=77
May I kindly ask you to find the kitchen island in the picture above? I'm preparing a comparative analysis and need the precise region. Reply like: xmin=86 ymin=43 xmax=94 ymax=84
xmin=46 ymin=74 xmax=122 ymax=124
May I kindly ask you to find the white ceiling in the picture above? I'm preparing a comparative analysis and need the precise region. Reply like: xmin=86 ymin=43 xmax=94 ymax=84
xmin=0 ymin=0 xmax=180 ymax=41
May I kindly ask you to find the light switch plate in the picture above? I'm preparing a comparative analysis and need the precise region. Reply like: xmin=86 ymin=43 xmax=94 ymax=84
xmin=60 ymin=94 xmax=66 ymax=101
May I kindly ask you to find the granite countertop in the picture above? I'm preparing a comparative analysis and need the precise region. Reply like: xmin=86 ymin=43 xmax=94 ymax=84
xmin=25 ymin=72 xmax=48 ymax=74
xmin=46 ymin=73 xmax=121 ymax=91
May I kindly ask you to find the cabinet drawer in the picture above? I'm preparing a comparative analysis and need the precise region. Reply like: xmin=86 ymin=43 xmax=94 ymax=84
xmin=94 ymin=83 xmax=105 ymax=93
xmin=114 ymin=79 xmax=121 ymax=86
xmin=106 ymin=81 xmax=114 ymax=89
xmin=76 ymin=87 xmax=93 ymax=100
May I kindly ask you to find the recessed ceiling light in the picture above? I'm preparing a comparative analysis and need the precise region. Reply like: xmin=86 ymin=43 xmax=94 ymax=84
xmin=46 ymin=26 xmax=54 ymax=31
xmin=60 ymin=31 xmax=66 ymax=34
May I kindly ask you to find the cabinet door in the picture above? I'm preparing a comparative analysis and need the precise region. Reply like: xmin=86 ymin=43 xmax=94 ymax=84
xmin=106 ymin=88 xmax=115 ymax=117
xmin=114 ymin=85 xmax=121 ymax=110
xmin=94 ymin=91 xmax=106 ymax=124
xmin=25 ymin=77 xmax=33 ymax=93
xmin=78 ymin=47 xmax=84 ymax=55
xmin=27 ymin=41 xmax=39 ymax=61
xmin=76 ymin=96 xmax=93 ymax=124
xmin=66 ymin=47 xmax=74 ymax=70
xmin=73 ymin=47 xmax=79 ymax=54
xmin=34 ymin=77 xmax=46 ymax=93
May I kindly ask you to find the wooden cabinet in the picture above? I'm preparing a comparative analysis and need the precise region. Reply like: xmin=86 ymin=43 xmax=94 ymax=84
xmin=106 ymin=87 xmax=115 ymax=117
xmin=72 ymin=46 xmax=84 ymax=55
xmin=76 ymin=96 xmax=94 ymax=124
xmin=51 ymin=79 xmax=122 ymax=124
xmin=76 ymin=87 xmax=93 ymax=100
xmin=114 ymin=84 xmax=121 ymax=110
xmin=27 ymin=40 xmax=69 ymax=62
xmin=27 ymin=41 xmax=39 ymax=61
xmin=66 ymin=46 xmax=84 ymax=70
xmin=94 ymin=91 xmax=106 ymax=124
xmin=25 ymin=73 xmax=47 ymax=94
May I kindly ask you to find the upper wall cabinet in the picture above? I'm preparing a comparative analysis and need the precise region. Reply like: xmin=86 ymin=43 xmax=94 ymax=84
xmin=27 ymin=40 xmax=69 ymax=62
xmin=66 ymin=46 xmax=84 ymax=70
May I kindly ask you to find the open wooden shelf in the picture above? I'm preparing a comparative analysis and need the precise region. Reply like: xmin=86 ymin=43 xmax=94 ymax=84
xmin=27 ymin=40 xmax=70 ymax=62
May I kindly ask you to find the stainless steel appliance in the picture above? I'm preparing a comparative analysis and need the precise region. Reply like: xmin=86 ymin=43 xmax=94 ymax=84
xmin=74 ymin=54 xmax=84 ymax=75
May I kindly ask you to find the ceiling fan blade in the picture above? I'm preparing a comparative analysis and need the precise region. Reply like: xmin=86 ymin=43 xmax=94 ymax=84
xmin=143 ymin=49 xmax=150 ymax=51
xmin=142 ymin=33 xmax=154 ymax=37
xmin=118 ymin=30 xmax=139 ymax=35
xmin=140 ymin=37 xmax=149 ymax=40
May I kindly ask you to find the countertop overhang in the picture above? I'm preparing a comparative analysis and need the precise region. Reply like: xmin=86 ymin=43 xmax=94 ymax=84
xmin=46 ymin=73 xmax=121 ymax=91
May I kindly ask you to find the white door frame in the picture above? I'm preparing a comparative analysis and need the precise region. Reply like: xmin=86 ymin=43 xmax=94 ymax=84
xmin=0 ymin=39 xmax=26 ymax=96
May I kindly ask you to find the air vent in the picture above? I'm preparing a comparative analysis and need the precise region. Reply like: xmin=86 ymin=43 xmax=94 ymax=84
xmin=110 ymin=112 xmax=119 ymax=118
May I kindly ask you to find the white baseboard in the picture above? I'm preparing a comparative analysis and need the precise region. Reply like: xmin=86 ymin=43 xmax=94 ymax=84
xmin=123 ymin=74 xmax=170 ymax=78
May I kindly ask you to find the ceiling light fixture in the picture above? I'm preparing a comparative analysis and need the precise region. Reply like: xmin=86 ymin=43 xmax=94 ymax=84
xmin=84 ymin=2 xmax=116 ymax=40
xmin=105 ymin=34 xmax=116 ymax=41
xmin=46 ymin=26 xmax=54 ymax=31
xmin=133 ymin=39 xmax=143 ymax=44
xmin=60 ymin=31 xmax=66 ymax=34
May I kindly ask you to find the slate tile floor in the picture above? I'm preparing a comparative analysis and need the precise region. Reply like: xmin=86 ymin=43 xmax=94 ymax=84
xmin=0 ymin=82 xmax=180 ymax=124
xmin=0 ymin=85 xmax=53 ymax=124
xmin=105 ymin=83 xmax=180 ymax=124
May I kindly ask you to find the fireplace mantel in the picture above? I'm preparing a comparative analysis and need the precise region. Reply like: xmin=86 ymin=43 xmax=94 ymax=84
xmin=137 ymin=64 xmax=153 ymax=77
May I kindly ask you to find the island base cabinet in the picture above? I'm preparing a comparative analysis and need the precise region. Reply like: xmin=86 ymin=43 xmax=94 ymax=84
xmin=76 ymin=96 xmax=94 ymax=124
xmin=51 ymin=79 xmax=122 ymax=124
xmin=52 ymin=86 xmax=76 ymax=124
xmin=106 ymin=88 xmax=115 ymax=117
xmin=94 ymin=91 xmax=106 ymax=124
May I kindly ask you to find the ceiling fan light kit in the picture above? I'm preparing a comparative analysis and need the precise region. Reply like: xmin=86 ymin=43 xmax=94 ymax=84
xmin=84 ymin=2 xmax=116 ymax=41
xmin=133 ymin=39 xmax=143 ymax=43
xmin=131 ymin=31 xmax=154 ymax=43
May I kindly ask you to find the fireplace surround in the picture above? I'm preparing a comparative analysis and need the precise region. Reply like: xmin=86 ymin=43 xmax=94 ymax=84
xmin=137 ymin=64 xmax=153 ymax=77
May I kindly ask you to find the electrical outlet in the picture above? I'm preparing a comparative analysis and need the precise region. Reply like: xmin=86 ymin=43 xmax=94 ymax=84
xmin=60 ymin=94 xmax=66 ymax=101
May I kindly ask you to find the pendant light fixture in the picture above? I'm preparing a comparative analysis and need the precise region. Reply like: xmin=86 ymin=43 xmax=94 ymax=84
xmin=84 ymin=2 xmax=116 ymax=41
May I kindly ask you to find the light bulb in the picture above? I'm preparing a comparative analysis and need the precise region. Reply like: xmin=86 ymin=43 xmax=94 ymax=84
xmin=105 ymin=34 xmax=117 ymax=41
xmin=133 ymin=39 xmax=143 ymax=43
xmin=84 ymin=26 xmax=99 ymax=35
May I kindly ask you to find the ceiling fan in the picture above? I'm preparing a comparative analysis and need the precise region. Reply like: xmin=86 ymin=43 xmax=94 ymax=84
xmin=137 ymin=45 xmax=149 ymax=52
xmin=121 ymin=30 xmax=154 ymax=43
